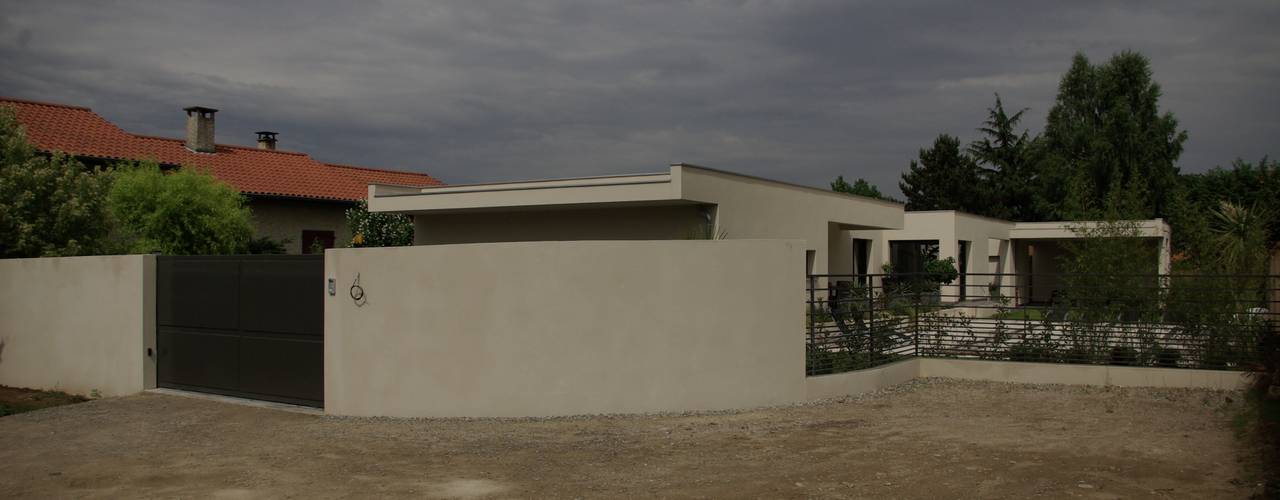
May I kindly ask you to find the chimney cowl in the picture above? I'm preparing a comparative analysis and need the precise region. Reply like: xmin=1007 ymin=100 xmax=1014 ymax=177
xmin=255 ymin=131 xmax=278 ymax=150
xmin=184 ymin=106 xmax=218 ymax=153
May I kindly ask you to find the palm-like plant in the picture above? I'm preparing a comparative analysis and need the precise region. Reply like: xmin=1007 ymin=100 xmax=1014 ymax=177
xmin=1208 ymin=201 xmax=1270 ymax=276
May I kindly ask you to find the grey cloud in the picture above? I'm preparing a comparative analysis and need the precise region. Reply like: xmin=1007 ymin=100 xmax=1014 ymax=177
xmin=0 ymin=0 xmax=1277 ymax=196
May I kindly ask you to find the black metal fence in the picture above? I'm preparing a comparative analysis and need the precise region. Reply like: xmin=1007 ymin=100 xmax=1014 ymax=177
xmin=806 ymin=272 xmax=1279 ymax=376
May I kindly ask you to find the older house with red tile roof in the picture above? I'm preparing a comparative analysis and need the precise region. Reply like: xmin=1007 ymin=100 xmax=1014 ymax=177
xmin=2 ymin=97 xmax=443 ymax=254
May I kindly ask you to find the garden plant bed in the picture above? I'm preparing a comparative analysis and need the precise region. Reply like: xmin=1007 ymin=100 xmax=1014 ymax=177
xmin=0 ymin=378 xmax=1264 ymax=498
xmin=0 ymin=386 xmax=87 ymax=417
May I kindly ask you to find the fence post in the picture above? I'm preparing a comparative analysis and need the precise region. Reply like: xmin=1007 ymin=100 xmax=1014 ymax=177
xmin=807 ymin=275 xmax=815 ymax=344
xmin=913 ymin=287 xmax=921 ymax=357
xmin=868 ymin=283 xmax=876 ymax=363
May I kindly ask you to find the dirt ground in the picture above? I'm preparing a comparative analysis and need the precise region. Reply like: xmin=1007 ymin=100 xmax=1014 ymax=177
xmin=0 ymin=386 xmax=87 ymax=417
xmin=0 ymin=378 xmax=1260 ymax=499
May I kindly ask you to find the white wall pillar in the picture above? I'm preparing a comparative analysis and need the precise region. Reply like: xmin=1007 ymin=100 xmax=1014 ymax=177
xmin=938 ymin=238 xmax=959 ymax=303
xmin=1158 ymin=234 xmax=1172 ymax=275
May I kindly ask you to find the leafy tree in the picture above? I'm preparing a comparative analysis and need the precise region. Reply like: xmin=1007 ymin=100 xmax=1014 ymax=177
xmin=968 ymin=94 xmax=1037 ymax=220
xmin=899 ymin=134 xmax=986 ymax=213
xmin=830 ymin=175 xmax=893 ymax=201
xmin=108 ymin=161 xmax=253 ymax=254
xmin=1057 ymin=219 xmax=1162 ymax=328
xmin=1175 ymin=158 xmax=1280 ymax=246
xmin=346 ymin=199 xmax=413 ymax=247
xmin=1036 ymin=51 xmax=1187 ymax=220
xmin=0 ymin=106 xmax=114 ymax=258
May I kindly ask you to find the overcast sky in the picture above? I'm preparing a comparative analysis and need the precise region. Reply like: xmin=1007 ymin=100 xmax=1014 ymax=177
xmin=1 ymin=1 xmax=1277 ymax=195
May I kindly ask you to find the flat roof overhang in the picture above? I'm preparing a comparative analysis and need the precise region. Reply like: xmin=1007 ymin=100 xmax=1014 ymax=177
xmin=367 ymin=163 xmax=906 ymax=231
xmin=1008 ymin=219 xmax=1170 ymax=240
xmin=368 ymin=172 xmax=682 ymax=214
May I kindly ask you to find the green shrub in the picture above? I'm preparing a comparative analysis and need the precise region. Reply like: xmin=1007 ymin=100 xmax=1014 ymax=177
xmin=107 ymin=161 xmax=252 ymax=255
xmin=1246 ymin=326 xmax=1280 ymax=494
xmin=346 ymin=199 xmax=413 ymax=247
xmin=246 ymin=235 xmax=289 ymax=254
xmin=0 ymin=105 xmax=114 ymax=257
xmin=1006 ymin=344 xmax=1055 ymax=363
xmin=1153 ymin=347 xmax=1182 ymax=368
xmin=1109 ymin=346 xmax=1139 ymax=366
xmin=1060 ymin=347 xmax=1093 ymax=364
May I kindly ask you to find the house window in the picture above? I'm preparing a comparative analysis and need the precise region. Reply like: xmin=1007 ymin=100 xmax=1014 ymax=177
xmin=301 ymin=230 xmax=335 ymax=254
xmin=888 ymin=240 xmax=940 ymax=274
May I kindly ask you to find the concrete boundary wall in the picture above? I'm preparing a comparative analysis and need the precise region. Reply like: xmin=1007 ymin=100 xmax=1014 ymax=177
xmin=917 ymin=358 xmax=1247 ymax=390
xmin=804 ymin=358 xmax=1248 ymax=401
xmin=325 ymin=239 xmax=807 ymax=418
xmin=804 ymin=359 xmax=920 ymax=400
xmin=0 ymin=255 xmax=156 ymax=397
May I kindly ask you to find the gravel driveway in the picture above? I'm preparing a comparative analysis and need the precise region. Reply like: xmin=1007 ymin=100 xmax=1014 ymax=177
xmin=0 ymin=378 xmax=1256 ymax=498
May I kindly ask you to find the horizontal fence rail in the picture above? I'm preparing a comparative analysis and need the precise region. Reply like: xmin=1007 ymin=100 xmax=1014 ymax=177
xmin=806 ymin=272 xmax=1279 ymax=376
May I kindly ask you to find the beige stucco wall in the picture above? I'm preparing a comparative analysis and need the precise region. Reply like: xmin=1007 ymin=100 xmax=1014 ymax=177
xmin=850 ymin=211 xmax=1013 ymax=299
xmin=947 ymin=212 xmax=1013 ymax=299
xmin=849 ymin=214 xmax=1172 ymax=304
xmin=380 ymin=165 xmax=905 ymax=279
xmin=250 ymin=197 xmax=354 ymax=254
xmin=1024 ymin=240 xmax=1067 ymax=303
xmin=677 ymin=167 xmax=903 ymax=276
xmin=0 ymin=255 xmax=156 ymax=397
xmin=1010 ymin=219 xmax=1173 ymax=276
xmin=324 ymin=239 xmax=807 ymax=418
xmin=414 ymin=204 xmax=707 ymax=245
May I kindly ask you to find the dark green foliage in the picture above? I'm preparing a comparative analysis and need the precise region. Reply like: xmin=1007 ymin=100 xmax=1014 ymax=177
xmin=1169 ymin=158 xmax=1280 ymax=269
xmin=246 ymin=235 xmax=290 ymax=254
xmin=0 ymin=387 xmax=88 ymax=417
xmin=1182 ymin=158 xmax=1280 ymax=243
xmin=897 ymin=95 xmax=1042 ymax=220
xmin=1004 ymin=344 xmax=1058 ymax=363
xmin=883 ymin=241 xmax=958 ymax=302
xmin=345 ymin=199 xmax=413 ymax=247
xmin=1109 ymin=346 xmax=1139 ymax=366
xmin=922 ymin=256 xmax=959 ymax=284
xmin=1245 ymin=326 xmax=1279 ymax=495
xmin=1056 ymin=221 xmax=1163 ymax=325
xmin=967 ymin=94 xmax=1037 ymax=221
xmin=808 ymin=275 xmax=1266 ymax=379
xmin=899 ymin=52 xmax=1190 ymax=223
xmin=1037 ymin=52 xmax=1186 ymax=220
xmin=899 ymin=134 xmax=986 ymax=212
xmin=830 ymin=175 xmax=895 ymax=202
xmin=1154 ymin=347 xmax=1182 ymax=368
xmin=0 ymin=105 xmax=114 ymax=258
xmin=108 ymin=161 xmax=253 ymax=255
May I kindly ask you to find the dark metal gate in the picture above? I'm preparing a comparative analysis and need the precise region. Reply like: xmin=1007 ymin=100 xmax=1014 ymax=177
xmin=157 ymin=255 xmax=324 ymax=407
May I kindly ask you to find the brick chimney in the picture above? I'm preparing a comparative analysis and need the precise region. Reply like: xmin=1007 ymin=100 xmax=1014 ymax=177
xmin=255 ymin=131 xmax=278 ymax=150
xmin=183 ymin=106 xmax=218 ymax=153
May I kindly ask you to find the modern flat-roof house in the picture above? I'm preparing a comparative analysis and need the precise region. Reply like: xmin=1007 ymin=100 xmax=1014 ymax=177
xmin=851 ymin=211 xmax=1170 ymax=305
xmin=369 ymin=163 xmax=1170 ymax=305
xmin=368 ymin=163 xmax=906 ymax=276
xmin=3 ymin=97 xmax=443 ymax=254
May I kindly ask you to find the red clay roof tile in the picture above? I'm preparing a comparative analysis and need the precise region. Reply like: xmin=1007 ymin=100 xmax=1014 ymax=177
xmin=2 ymin=97 xmax=443 ymax=202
